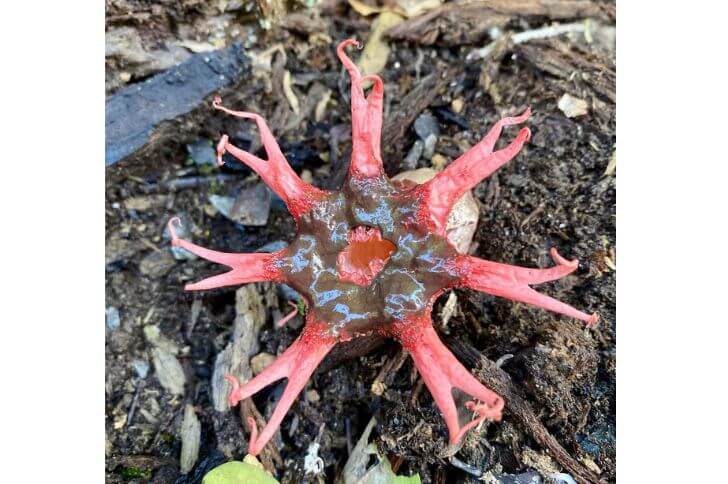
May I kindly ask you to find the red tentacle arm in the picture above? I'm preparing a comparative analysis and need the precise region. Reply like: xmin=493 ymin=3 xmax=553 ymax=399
xmin=456 ymin=248 xmax=598 ymax=325
xmin=417 ymin=108 xmax=532 ymax=235
xmin=275 ymin=301 xmax=300 ymax=328
xmin=167 ymin=218 xmax=284 ymax=291
xmin=212 ymin=97 xmax=327 ymax=218
xmin=337 ymin=39 xmax=384 ymax=179
xmin=362 ymin=74 xmax=384 ymax=164
xmin=393 ymin=316 xmax=504 ymax=445
xmin=224 ymin=318 xmax=337 ymax=456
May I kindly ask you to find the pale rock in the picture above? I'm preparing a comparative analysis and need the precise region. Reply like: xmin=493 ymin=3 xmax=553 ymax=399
xmin=392 ymin=168 xmax=479 ymax=254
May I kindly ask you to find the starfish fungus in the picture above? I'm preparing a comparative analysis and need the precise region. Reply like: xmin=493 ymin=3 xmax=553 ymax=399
xmin=167 ymin=39 xmax=597 ymax=456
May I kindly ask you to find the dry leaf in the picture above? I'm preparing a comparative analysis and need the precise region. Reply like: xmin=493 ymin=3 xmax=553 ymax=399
xmin=397 ymin=0 xmax=442 ymax=17
xmin=348 ymin=0 xmax=440 ymax=18
xmin=282 ymin=70 xmax=300 ymax=115
xmin=249 ymin=44 xmax=286 ymax=77
xmin=357 ymin=12 xmax=405 ymax=77
xmin=314 ymin=88 xmax=333 ymax=122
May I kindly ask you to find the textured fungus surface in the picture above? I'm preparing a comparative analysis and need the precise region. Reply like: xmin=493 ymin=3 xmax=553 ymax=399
xmin=167 ymin=39 xmax=597 ymax=457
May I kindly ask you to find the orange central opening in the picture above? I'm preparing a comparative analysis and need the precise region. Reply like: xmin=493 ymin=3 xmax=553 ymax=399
xmin=337 ymin=226 xmax=396 ymax=286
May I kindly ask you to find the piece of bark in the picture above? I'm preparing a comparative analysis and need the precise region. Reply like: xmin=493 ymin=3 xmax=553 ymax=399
xmin=240 ymin=400 xmax=283 ymax=472
xmin=517 ymin=39 xmax=615 ymax=103
xmin=474 ymin=0 xmax=604 ymax=18
xmin=279 ymin=11 xmax=329 ymax=35
xmin=386 ymin=0 xmax=606 ymax=45
xmin=105 ymin=43 xmax=250 ymax=167
xmin=386 ymin=2 xmax=509 ymax=45
xmin=382 ymin=71 xmax=452 ymax=173
xmin=210 ymin=285 xmax=272 ymax=412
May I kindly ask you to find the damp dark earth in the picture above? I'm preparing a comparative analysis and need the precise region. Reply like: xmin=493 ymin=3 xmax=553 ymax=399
xmin=105 ymin=1 xmax=615 ymax=483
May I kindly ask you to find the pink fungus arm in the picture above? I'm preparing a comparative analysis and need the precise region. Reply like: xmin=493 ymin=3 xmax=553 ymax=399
xmin=167 ymin=218 xmax=283 ymax=291
xmin=362 ymin=73 xmax=384 ymax=163
xmin=456 ymin=248 xmax=598 ymax=325
xmin=224 ymin=319 xmax=337 ymax=456
xmin=276 ymin=301 xmax=300 ymax=328
xmin=337 ymin=39 xmax=384 ymax=179
xmin=212 ymin=97 xmax=327 ymax=218
xmin=418 ymin=108 xmax=532 ymax=235
xmin=394 ymin=317 xmax=504 ymax=445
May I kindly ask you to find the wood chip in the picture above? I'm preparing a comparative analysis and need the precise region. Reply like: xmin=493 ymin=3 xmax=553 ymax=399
xmin=150 ymin=347 xmax=186 ymax=396
xmin=179 ymin=404 xmax=201 ymax=474
xmin=282 ymin=70 xmax=300 ymax=115
xmin=603 ymin=150 xmax=616 ymax=176
xmin=210 ymin=285 xmax=273 ymax=411
xmin=558 ymin=93 xmax=589 ymax=118
xmin=314 ymin=88 xmax=332 ymax=122
xmin=357 ymin=12 xmax=405 ymax=77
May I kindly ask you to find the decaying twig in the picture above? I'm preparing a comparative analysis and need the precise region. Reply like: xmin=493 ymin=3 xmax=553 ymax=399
xmin=137 ymin=174 xmax=239 ymax=194
xmin=447 ymin=338 xmax=604 ymax=484
xmin=240 ymin=400 xmax=283 ymax=472
xmin=370 ymin=349 xmax=409 ymax=395
xmin=386 ymin=0 xmax=606 ymax=46
xmin=467 ymin=21 xmax=589 ymax=61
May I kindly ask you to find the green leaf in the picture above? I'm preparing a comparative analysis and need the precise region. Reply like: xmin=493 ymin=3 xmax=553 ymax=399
xmin=202 ymin=458 xmax=279 ymax=484
xmin=341 ymin=417 xmax=421 ymax=484
xmin=296 ymin=298 xmax=307 ymax=316
xmin=381 ymin=453 xmax=421 ymax=484
xmin=393 ymin=473 xmax=421 ymax=484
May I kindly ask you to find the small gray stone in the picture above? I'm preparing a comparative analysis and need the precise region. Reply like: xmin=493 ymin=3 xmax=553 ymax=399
xmin=414 ymin=112 xmax=440 ymax=141
xmin=209 ymin=183 xmax=272 ymax=226
xmin=105 ymin=306 xmax=121 ymax=331
xmin=232 ymin=184 xmax=272 ymax=226
xmin=506 ymin=174 xmax=528 ymax=187
xmin=402 ymin=140 xmax=424 ymax=170
xmin=171 ymin=246 xmax=196 ymax=261
xmin=132 ymin=359 xmax=150 ymax=379
xmin=208 ymin=194 xmax=235 ymax=219
xmin=422 ymin=133 xmax=437 ymax=160
xmin=257 ymin=240 xmax=288 ymax=253
xmin=139 ymin=250 xmax=177 ymax=278
xmin=557 ymin=93 xmax=589 ymax=118
xmin=186 ymin=138 xmax=217 ymax=166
